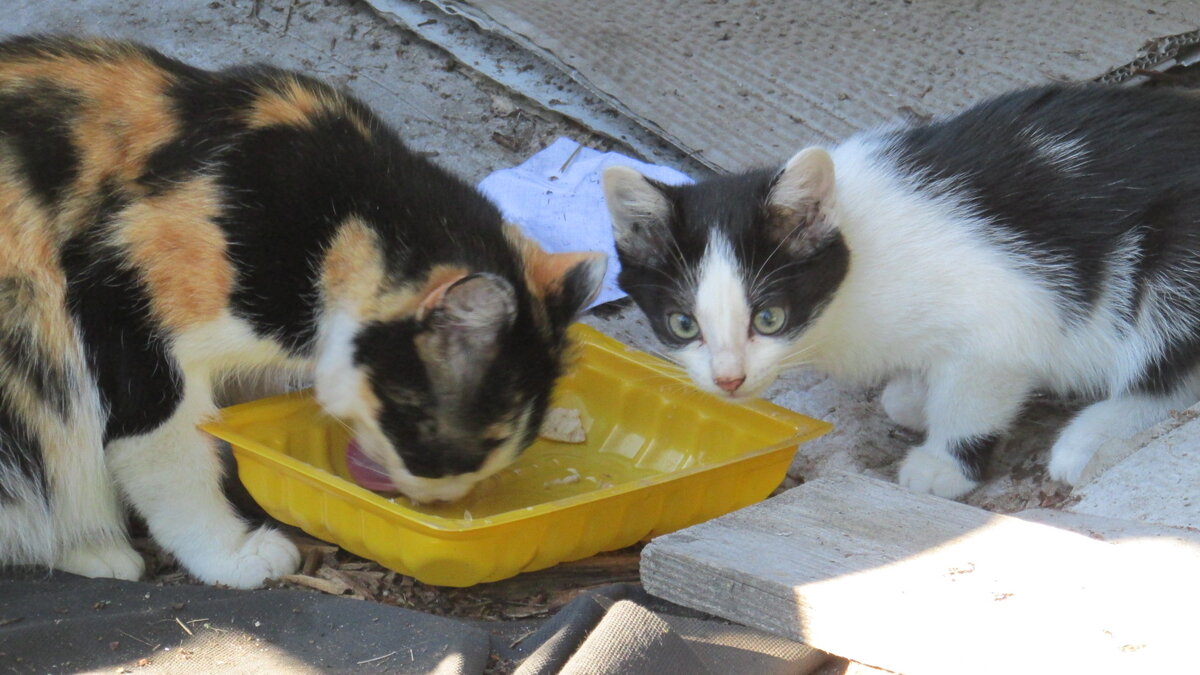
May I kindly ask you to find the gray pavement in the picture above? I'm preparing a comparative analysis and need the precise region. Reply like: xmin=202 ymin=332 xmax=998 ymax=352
xmin=4 ymin=0 xmax=1076 ymax=521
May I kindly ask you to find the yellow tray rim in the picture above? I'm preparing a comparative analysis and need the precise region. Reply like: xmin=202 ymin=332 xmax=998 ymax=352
xmin=201 ymin=324 xmax=832 ymax=535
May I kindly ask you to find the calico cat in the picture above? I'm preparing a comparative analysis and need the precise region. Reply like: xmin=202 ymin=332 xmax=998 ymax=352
xmin=603 ymin=83 xmax=1200 ymax=499
xmin=0 ymin=36 xmax=604 ymax=588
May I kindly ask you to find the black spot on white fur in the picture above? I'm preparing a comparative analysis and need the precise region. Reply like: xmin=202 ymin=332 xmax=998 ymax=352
xmin=951 ymin=435 xmax=999 ymax=482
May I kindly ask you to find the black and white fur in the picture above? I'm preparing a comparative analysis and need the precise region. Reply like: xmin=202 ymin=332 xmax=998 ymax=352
xmin=604 ymin=84 xmax=1200 ymax=498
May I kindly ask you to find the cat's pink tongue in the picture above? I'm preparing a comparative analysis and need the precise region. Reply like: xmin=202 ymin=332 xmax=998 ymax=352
xmin=345 ymin=439 xmax=399 ymax=492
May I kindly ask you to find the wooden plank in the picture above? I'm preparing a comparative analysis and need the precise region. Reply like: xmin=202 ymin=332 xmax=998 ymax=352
xmin=1015 ymin=508 xmax=1200 ymax=555
xmin=641 ymin=472 xmax=1196 ymax=675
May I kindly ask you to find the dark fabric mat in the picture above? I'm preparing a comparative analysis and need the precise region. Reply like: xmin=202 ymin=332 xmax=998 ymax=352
xmin=0 ymin=568 xmax=490 ymax=674
xmin=1 ymin=571 xmax=824 ymax=674
xmin=502 ymin=584 xmax=825 ymax=675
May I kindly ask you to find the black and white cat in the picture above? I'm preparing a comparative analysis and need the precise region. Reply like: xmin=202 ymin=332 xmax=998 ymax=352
xmin=603 ymin=84 xmax=1200 ymax=499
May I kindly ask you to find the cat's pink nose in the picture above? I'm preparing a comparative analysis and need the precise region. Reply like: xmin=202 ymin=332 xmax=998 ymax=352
xmin=714 ymin=376 xmax=746 ymax=393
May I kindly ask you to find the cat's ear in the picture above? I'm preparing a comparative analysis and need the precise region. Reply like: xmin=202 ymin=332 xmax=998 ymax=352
xmin=422 ymin=273 xmax=517 ymax=330
xmin=766 ymin=147 xmax=837 ymax=255
xmin=537 ymin=251 xmax=608 ymax=325
xmin=417 ymin=273 xmax=518 ymax=375
xmin=602 ymin=166 xmax=672 ymax=258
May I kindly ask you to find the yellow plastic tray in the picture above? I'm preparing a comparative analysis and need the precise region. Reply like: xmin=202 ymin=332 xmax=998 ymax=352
xmin=201 ymin=324 xmax=831 ymax=587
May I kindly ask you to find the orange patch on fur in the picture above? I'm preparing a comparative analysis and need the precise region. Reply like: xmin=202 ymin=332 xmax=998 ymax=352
xmin=246 ymin=78 xmax=323 ymax=130
xmin=246 ymin=77 xmax=372 ymax=139
xmin=321 ymin=218 xmax=387 ymax=316
xmin=320 ymin=220 xmax=471 ymax=324
xmin=483 ymin=421 xmax=516 ymax=444
xmin=0 ymin=47 xmax=181 ymax=236
xmin=0 ymin=177 xmax=51 ymax=275
xmin=0 ymin=177 xmax=89 ymax=447
xmin=503 ymin=224 xmax=601 ymax=299
xmin=115 ymin=177 xmax=233 ymax=331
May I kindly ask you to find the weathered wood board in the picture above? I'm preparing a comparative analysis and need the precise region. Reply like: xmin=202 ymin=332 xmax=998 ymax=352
xmin=641 ymin=472 xmax=1197 ymax=675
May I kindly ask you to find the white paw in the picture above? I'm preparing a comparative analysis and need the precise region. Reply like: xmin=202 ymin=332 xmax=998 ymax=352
xmin=1047 ymin=433 xmax=1098 ymax=486
xmin=56 ymin=540 xmax=145 ymax=581
xmin=881 ymin=376 xmax=927 ymax=431
xmin=188 ymin=527 xmax=300 ymax=589
xmin=898 ymin=449 xmax=978 ymax=499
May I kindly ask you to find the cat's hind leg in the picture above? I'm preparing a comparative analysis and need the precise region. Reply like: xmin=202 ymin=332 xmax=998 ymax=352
xmin=0 ymin=390 xmax=141 ymax=580
xmin=880 ymin=372 xmax=928 ymax=431
xmin=47 ymin=414 xmax=145 ymax=581
xmin=1047 ymin=387 xmax=1198 ymax=486
xmin=898 ymin=361 xmax=1032 ymax=499
xmin=0 ymin=278 xmax=141 ymax=580
xmin=0 ymin=475 xmax=137 ymax=581
xmin=106 ymin=376 xmax=299 ymax=589
xmin=55 ymin=540 xmax=145 ymax=580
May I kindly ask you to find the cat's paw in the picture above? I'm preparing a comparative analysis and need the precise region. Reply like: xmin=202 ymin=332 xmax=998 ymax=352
xmin=1047 ymin=432 xmax=1098 ymax=486
xmin=188 ymin=527 xmax=300 ymax=589
xmin=898 ymin=449 xmax=977 ymax=499
xmin=56 ymin=540 xmax=145 ymax=581
xmin=880 ymin=375 xmax=927 ymax=431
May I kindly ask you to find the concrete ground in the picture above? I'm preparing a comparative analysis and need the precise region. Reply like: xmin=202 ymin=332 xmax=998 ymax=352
xmin=6 ymin=0 xmax=1196 ymax=647
xmin=5 ymin=0 xmax=1082 ymax=514
xmin=8 ymin=0 xmax=639 ymax=182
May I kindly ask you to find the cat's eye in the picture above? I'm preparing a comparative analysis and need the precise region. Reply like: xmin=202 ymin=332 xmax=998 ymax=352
xmin=667 ymin=312 xmax=700 ymax=340
xmin=753 ymin=306 xmax=787 ymax=335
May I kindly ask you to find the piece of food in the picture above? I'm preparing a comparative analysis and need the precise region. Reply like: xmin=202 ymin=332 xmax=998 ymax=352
xmin=543 ymin=468 xmax=582 ymax=487
xmin=539 ymin=407 xmax=586 ymax=443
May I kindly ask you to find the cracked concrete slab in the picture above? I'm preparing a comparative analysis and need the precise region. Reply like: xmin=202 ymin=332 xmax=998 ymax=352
xmin=6 ymin=0 xmax=617 ymax=183
xmin=377 ymin=0 xmax=1199 ymax=171
xmin=1070 ymin=416 xmax=1200 ymax=530
xmin=4 ymin=0 xmax=1191 ymax=547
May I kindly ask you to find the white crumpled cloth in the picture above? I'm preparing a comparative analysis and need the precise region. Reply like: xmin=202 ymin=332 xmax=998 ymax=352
xmin=478 ymin=137 xmax=693 ymax=308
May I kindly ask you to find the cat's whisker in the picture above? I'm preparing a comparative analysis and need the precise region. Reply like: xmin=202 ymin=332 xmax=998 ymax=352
xmin=668 ymin=238 xmax=690 ymax=276
xmin=627 ymin=281 xmax=687 ymax=296
xmin=752 ymin=260 xmax=809 ymax=296
xmin=777 ymin=343 xmax=822 ymax=369
xmin=327 ymin=414 xmax=358 ymax=437
xmin=629 ymin=364 xmax=690 ymax=381
xmin=653 ymin=381 xmax=698 ymax=397
xmin=777 ymin=357 xmax=815 ymax=370
xmin=617 ymin=360 xmax=684 ymax=378
xmin=645 ymin=348 xmax=685 ymax=367
xmin=748 ymin=218 xmax=810 ymax=292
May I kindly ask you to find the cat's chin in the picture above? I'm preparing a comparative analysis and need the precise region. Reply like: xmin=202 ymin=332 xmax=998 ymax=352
xmin=397 ymin=480 xmax=476 ymax=505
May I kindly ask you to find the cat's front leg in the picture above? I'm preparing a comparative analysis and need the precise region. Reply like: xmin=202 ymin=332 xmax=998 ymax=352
xmin=106 ymin=385 xmax=299 ymax=588
xmin=1048 ymin=390 xmax=1196 ymax=485
xmin=897 ymin=362 xmax=1032 ymax=499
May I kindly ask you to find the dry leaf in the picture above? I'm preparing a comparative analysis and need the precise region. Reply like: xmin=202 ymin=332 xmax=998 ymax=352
xmin=282 ymin=573 xmax=352 ymax=596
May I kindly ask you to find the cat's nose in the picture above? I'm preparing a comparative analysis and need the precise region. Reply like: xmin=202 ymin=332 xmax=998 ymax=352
xmin=714 ymin=376 xmax=746 ymax=393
